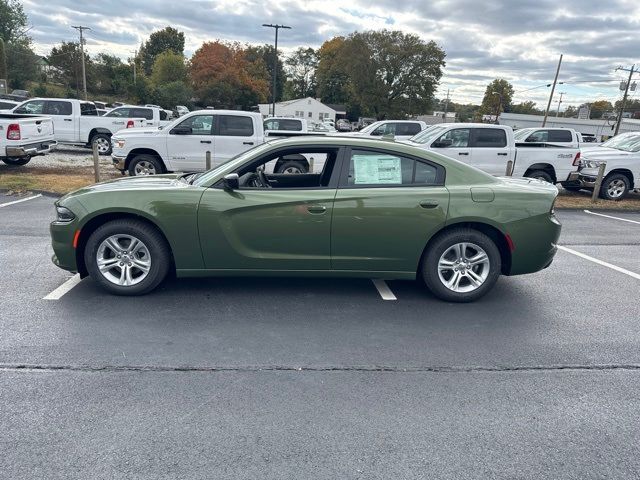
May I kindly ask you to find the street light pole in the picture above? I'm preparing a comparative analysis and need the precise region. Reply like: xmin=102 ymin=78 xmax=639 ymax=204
xmin=555 ymin=91 xmax=566 ymax=117
xmin=262 ymin=23 xmax=291 ymax=117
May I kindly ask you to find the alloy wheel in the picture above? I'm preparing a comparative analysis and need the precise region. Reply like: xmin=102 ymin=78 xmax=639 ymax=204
xmin=437 ymin=242 xmax=490 ymax=293
xmin=96 ymin=235 xmax=151 ymax=286
xmin=95 ymin=137 xmax=110 ymax=154
xmin=134 ymin=161 xmax=157 ymax=176
xmin=607 ymin=179 xmax=626 ymax=199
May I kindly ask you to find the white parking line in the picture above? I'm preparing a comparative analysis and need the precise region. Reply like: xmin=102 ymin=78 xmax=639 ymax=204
xmin=584 ymin=209 xmax=640 ymax=225
xmin=0 ymin=194 xmax=42 ymax=208
xmin=372 ymin=279 xmax=397 ymax=301
xmin=43 ymin=274 xmax=82 ymax=300
xmin=558 ymin=246 xmax=640 ymax=280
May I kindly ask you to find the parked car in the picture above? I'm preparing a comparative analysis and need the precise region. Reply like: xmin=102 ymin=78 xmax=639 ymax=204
xmin=9 ymin=98 xmax=146 ymax=155
xmin=581 ymin=133 xmax=598 ymax=143
xmin=336 ymin=119 xmax=352 ymax=132
xmin=103 ymin=105 xmax=172 ymax=128
xmin=0 ymin=100 xmax=20 ymax=111
xmin=0 ymin=113 xmax=56 ymax=166
xmin=347 ymin=120 xmax=428 ymax=140
xmin=175 ymin=105 xmax=189 ymax=117
xmin=50 ymin=136 xmax=561 ymax=302
xmin=568 ymin=132 xmax=640 ymax=200
xmin=93 ymin=101 xmax=108 ymax=110
xmin=405 ymin=123 xmax=581 ymax=184
xmin=513 ymin=127 xmax=583 ymax=148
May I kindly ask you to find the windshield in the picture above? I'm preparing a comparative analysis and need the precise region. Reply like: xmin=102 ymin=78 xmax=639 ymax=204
xmin=358 ymin=122 xmax=382 ymax=134
xmin=601 ymin=133 xmax=640 ymax=152
xmin=408 ymin=125 xmax=447 ymax=145
xmin=192 ymin=142 xmax=274 ymax=187
xmin=513 ymin=129 xmax=533 ymax=140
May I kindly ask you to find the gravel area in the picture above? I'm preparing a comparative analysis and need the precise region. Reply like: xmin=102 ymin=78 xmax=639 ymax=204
xmin=24 ymin=145 xmax=122 ymax=177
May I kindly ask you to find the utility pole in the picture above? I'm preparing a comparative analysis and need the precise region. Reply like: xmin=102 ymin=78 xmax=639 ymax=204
xmin=72 ymin=25 xmax=90 ymax=100
xmin=130 ymin=50 xmax=137 ymax=85
xmin=614 ymin=65 xmax=636 ymax=136
xmin=555 ymin=92 xmax=566 ymax=117
xmin=442 ymin=89 xmax=450 ymax=123
xmin=542 ymin=54 xmax=563 ymax=126
xmin=262 ymin=23 xmax=291 ymax=117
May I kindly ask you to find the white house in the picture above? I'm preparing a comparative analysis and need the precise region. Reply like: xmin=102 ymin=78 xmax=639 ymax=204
xmin=258 ymin=97 xmax=337 ymax=123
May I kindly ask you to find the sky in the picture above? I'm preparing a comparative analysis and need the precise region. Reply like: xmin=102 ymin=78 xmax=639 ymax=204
xmin=22 ymin=0 xmax=640 ymax=111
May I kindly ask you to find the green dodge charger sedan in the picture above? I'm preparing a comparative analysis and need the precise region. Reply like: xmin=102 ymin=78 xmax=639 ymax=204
xmin=50 ymin=136 xmax=561 ymax=302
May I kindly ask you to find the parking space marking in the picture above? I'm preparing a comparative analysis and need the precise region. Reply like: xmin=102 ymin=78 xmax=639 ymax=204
xmin=372 ymin=279 xmax=397 ymax=301
xmin=584 ymin=209 xmax=640 ymax=226
xmin=558 ymin=246 xmax=640 ymax=280
xmin=0 ymin=194 xmax=42 ymax=208
xmin=43 ymin=274 xmax=82 ymax=300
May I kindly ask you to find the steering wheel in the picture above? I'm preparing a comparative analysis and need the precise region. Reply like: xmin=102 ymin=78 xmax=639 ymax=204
xmin=257 ymin=168 xmax=272 ymax=188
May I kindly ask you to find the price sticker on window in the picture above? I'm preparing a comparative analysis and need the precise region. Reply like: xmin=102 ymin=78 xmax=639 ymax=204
xmin=353 ymin=155 xmax=402 ymax=184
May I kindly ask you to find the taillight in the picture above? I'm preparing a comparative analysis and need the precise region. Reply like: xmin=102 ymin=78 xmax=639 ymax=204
xmin=572 ymin=151 xmax=581 ymax=166
xmin=126 ymin=120 xmax=134 ymax=128
xmin=7 ymin=123 xmax=20 ymax=140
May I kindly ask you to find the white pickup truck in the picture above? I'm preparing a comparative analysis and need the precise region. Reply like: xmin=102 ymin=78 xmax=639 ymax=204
xmin=103 ymin=105 xmax=173 ymax=129
xmin=404 ymin=123 xmax=581 ymax=184
xmin=513 ymin=127 xmax=583 ymax=148
xmin=348 ymin=120 xmax=429 ymax=140
xmin=569 ymin=132 xmax=640 ymax=200
xmin=9 ymin=98 xmax=146 ymax=155
xmin=0 ymin=113 xmax=56 ymax=166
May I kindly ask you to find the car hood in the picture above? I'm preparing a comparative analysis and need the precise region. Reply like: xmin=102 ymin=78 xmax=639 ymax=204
xmin=113 ymin=126 xmax=164 ymax=138
xmin=60 ymin=174 xmax=186 ymax=202
xmin=580 ymin=146 xmax=635 ymax=159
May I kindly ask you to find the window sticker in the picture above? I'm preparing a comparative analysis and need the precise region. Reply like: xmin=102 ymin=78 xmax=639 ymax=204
xmin=353 ymin=155 xmax=402 ymax=184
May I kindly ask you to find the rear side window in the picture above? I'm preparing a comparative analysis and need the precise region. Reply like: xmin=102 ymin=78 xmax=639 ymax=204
xmin=131 ymin=108 xmax=154 ymax=120
xmin=395 ymin=123 xmax=422 ymax=136
xmin=105 ymin=108 xmax=130 ymax=118
xmin=278 ymin=119 xmax=302 ymax=131
xmin=218 ymin=115 xmax=254 ymax=136
xmin=0 ymin=101 xmax=17 ymax=109
xmin=346 ymin=149 xmax=440 ymax=186
xmin=471 ymin=128 xmax=507 ymax=147
xmin=45 ymin=101 xmax=72 ymax=116
xmin=526 ymin=130 xmax=548 ymax=142
xmin=548 ymin=130 xmax=573 ymax=142
xmin=80 ymin=102 xmax=97 ymax=116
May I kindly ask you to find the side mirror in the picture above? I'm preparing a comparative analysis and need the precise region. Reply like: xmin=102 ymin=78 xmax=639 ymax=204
xmin=432 ymin=139 xmax=453 ymax=148
xmin=170 ymin=126 xmax=192 ymax=135
xmin=223 ymin=173 xmax=239 ymax=190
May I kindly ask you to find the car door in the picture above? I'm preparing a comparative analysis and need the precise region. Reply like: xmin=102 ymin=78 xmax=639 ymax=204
xmin=213 ymin=114 xmax=258 ymax=166
xmin=197 ymin=146 xmax=342 ymax=270
xmin=469 ymin=128 xmax=510 ymax=175
xmin=394 ymin=122 xmax=423 ymax=141
xmin=331 ymin=147 xmax=449 ymax=272
xmin=43 ymin=100 xmax=76 ymax=142
xmin=165 ymin=114 xmax=215 ymax=172
xmin=430 ymin=127 xmax=472 ymax=163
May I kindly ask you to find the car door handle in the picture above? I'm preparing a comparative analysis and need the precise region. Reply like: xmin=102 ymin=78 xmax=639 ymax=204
xmin=419 ymin=200 xmax=439 ymax=209
xmin=64 ymin=119 xmax=73 ymax=122
xmin=243 ymin=142 xmax=254 ymax=145
xmin=458 ymin=152 xmax=469 ymax=156
xmin=307 ymin=205 xmax=327 ymax=214
xmin=497 ymin=152 xmax=508 ymax=156
xmin=200 ymin=140 xmax=212 ymax=144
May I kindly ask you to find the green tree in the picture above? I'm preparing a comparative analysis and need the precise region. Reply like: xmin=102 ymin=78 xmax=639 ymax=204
xmin=245 ymin=44 xmax=285 ymax=103
xmin=510 ymin=100 xmax=541 ymax=115
xmin=150 ymin=80 xmax=192 ymax=109
xmin=5 ymin=41 xmax=37 ymax=88
xmin=284 ymin=47 xmax=318 ymax=99
xmin=93 ymin=53 xmax=132 ymax=95
xmin=479 ymin=79 xmax=514 ymax=118
xmin=48 ymin=42 xmax=93 ymax=93
xmin=150 ymin=50 xmax=186 ymax=85
xmin=315 ymin=36 xmax=351 ymax=105
xmin=562 ymin=105 xmax=578 ymax=118
xmin=0 ymin=0 xmax=27 ymax=43
xmin=140 ymin=27 xmax=185 ymax=75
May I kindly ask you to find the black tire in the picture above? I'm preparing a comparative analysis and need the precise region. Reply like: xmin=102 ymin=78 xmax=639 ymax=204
xmin=275 ymin=160 xmax=308 ymax=174
xmin=421 ymin=228 xmax=501 ymax=303
xmin=599 ymin=173 xmax=630 ymax=201
xmin=84 ymin=219 xmax=171 ymax=295
xmin=1 ymin=157 xmax=31 ymax=166
xmin=526 ymin=170 xmax=553 ymax=183
xmin=128 ymin=154 xmax=164 ymax=176
xmin=560 ymin=183 xmax=582 ymax=193
xmin=91 ymin=133 xmax=112 ymax=155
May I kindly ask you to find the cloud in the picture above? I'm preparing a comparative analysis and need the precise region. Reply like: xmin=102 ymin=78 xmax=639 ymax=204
xmin=21 ymin=0 xmax=640 ymax=109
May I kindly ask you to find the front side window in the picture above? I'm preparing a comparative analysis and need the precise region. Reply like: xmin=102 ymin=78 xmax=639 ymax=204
xmin=346 ymin=150 xmax=439 ymax=186
xmin=434 ymin=128 xmax=470 ymax=147
xmin=105 ymin=108 xmax=131 ymax=118
xmin=218 ymin=115 xmax=254 ymax=136
xmin=472 ymin=128 xmax=507 ymax=147
xmin=371 ymin=123 xmax=394 ymax=136
xmin=45 ymin=101 xmax=73 ymax=116
xmin=526 ymin=130 xmax=549 ymax=143
xmin=178 ymin=115 xmax=214 ymax=135
xmin=16 ymin=100 xmax=45 ymax=114
xmin=396 ymin=123 xmax=422 ymax=136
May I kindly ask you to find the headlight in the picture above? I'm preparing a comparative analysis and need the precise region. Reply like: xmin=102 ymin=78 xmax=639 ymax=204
xmin=112 ymin=138 xmax=125 ymax=149
xmin=55 ymin=206 xmax=75 ymax=222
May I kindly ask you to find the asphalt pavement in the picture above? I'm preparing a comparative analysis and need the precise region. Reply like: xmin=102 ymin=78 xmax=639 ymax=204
xmin=1 ymin=193 xmax=640 ymax=479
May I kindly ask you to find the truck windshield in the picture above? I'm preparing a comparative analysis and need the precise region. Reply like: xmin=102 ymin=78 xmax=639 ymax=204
xmin=408 ymin=126 xmax=446 ymax=145
xmin=601 ymin=133 xmax=640 ymax=152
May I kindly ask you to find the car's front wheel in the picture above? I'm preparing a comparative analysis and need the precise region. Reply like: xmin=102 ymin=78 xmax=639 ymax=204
xmin=421 ymin=228 xmax=501 ymax=302
xmin=600 ymin=173 xmax=630 ymax=200
xmin=84 ymin=219 xmax=171 ymax=295
xmin=1 ymin=157 xmax=31 ymax=166
xmin=128 ymin=154 xmax=164 ymax=176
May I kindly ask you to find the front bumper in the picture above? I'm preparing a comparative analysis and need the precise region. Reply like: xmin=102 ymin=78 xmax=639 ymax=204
xmin=112 ymin=154 xmax=126 ymax=171
xmin=5 ymin=140 xmax=57 ymax=157
xmin=50 ymin=220 xmax=79 ymax=273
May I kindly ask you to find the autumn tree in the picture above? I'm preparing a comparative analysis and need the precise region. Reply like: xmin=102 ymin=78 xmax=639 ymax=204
xmin=588 ymin=100 xmax=613 ymax=119
xmin=315 ymin=37 xmax=351 ymax=105
xmin=140 ymin=27 xmax=185 ymax=75
xmin=284 ymin=47 xmax=318 ymax=99
xmin=245 ymin=44 xmax=285 ymax=103
xmin=479 ymin=79 xmax=514 ymax=118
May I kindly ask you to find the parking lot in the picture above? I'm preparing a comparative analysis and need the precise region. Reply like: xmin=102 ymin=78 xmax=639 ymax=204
xmin=2 ymin=193 xmax=640 ymax=478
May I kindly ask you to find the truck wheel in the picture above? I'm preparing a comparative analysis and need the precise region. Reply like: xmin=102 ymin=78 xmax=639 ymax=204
xmin=92 ymin=133 xmax=112 ymax=155
xmin=600 ymin=173 xmax=630 ymax=201
xmin=560 ymin=183 xmax=582 ymax=193
xmin=84 ymin=219 xmax=171 ymax=296
xmin=526 ymin=170 xmax=553 ymax=183
xmin=1 ymin=157 xmax=31 ymax=166
xmin=128 ymin=155 xmax=164 ymax=176
xmin=421 ymin=228 xmax=501 ymax=303
xmin=275 ymin=160 xmax=307 ymax=174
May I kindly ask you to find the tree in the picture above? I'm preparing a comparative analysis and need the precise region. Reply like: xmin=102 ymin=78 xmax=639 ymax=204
xmin=510 ymin=100 xmax=541 ymax=115
xmin=284 ymin=47 xmax=318 ymax=99
xmin=48 ymin=42 xmax=93 ymax=94
xmin=93 ymin=53 xmax=132 ymax=95
xmin=151 ymin=81 xmax=192 ymax=109
xmin=140 ymin=27 xmax=185 ymax=75
xmin=315 ymin=37 xmax=351 ymax=105
xmin=245 ymin=44 xmax=285 ymax=103
xmin=150 ymin=50 xmax=186 ymax=85
xmin=562 ymin=105 xmax=578 ymax=118
xmin=479 ymin=79 xmax=514 ymax=118
xmin=0 ymin=0 xmax=27 ymax=43
xmin=341 ymin=30 xmax=446 ymax=118
xmin=589 ymin=100 xmax=613 ymax=119
xmin=5 ymin=41 xmax=37 ymax=88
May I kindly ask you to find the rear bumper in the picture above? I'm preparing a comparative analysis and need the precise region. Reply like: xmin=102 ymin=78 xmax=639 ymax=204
xmin=5 ymin=140 xmax=56 ymax=157
xmin=508 ymin=213 xmax=562 ymax=276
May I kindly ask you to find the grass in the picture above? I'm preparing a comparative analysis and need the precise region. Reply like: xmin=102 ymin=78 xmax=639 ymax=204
xmin=555 ymin=190 xmax=640 ymax=211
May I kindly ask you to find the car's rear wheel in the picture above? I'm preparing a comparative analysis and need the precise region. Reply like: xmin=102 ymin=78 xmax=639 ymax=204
xmin=526 ymin=170 xmax=553 ymax=183
xmin=421 ymin=228 xmax=501 ymax=302
xmin=84 ymin=219 xmax=171 ymax=295
xmin=91 ymin=133 xmax=112 ymax=155
xmin=128 ymin=154 xmax=164 ymax=176
xmin=1 ymin=157 xmax=31 ymax=166
xmin=600 ymin=173 xmax=630 ymax=200
xmin=275 ymin=160 xmax=307 ymax=174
